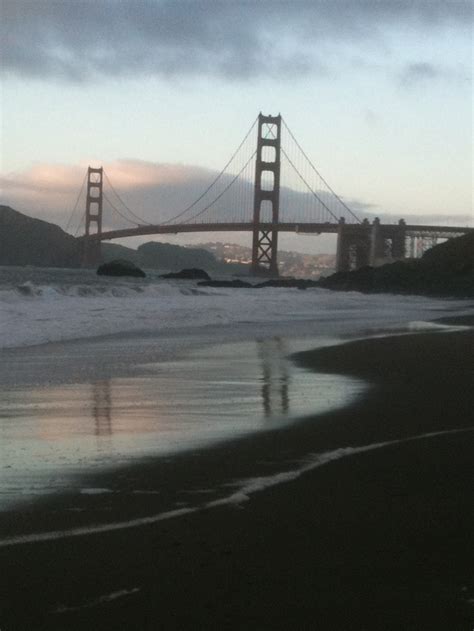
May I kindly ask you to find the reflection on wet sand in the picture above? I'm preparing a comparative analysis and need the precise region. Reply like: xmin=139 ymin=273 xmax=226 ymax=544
xmin=92 ymin=380 xmax=112 ymax=436
xmin=0 ymin=337 xmax=364 ymax=509
xmin=258 ymin=338 xmax=289 ymax=417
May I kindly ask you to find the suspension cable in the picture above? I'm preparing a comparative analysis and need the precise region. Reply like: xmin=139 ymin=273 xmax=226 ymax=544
xmin=64 ymin=170 xmax=88 ymax=233
xmin=161 ymin=116 xmax=258 ymax=225
xmin=103 ymin=171 xmax=152 ymax=225
xmin=281 ymin=148 xmax=340 ymax=222
xmin=103 ymin=191 xmax=142 ymax=226
xmin=281 ymin=118 xmax=361 ymax=223
xmin=73 ymin=211 xmax=85 ymax=237
xmin=180 ymin=151 xmax=257 ymax=225
xmin=264 ymin=124 xmax=340 ymax=223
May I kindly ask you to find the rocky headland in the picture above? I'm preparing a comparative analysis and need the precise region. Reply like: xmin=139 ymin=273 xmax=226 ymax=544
xmin=318 ymin=232 xmax=474 ymax=298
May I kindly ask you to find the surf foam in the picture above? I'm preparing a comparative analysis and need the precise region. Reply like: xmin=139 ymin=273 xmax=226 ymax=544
xmin=1 ymin=427 xmax=472 ymax=548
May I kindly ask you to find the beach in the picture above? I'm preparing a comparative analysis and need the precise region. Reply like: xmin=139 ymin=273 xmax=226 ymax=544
xmin=1 ymin=315 xmax=473 ymax=630
xmin=2 ymin=1 xmax=472 ymax=627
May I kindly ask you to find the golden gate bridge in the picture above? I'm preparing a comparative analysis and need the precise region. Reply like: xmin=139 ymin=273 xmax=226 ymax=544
xmin=65 ymin=113 xmax=472 ymax=275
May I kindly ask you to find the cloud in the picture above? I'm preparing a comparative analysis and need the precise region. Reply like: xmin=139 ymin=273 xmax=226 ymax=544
xmin=399 ymin=62 xmax=455 ymax=85
xmin=1 ymin=158 xmax=372 ymax=233
xmin=3 ymin=157 xmax=470 ymax=227
xmin=3 ymin=159 xmax=471 ymax=255
xmin=1 ymin=160 xmax=219 ymax=227
xmin=1 ymin=1 xmax=471 ymax=82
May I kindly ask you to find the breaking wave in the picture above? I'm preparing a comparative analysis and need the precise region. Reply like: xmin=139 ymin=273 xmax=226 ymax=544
xmin=1 ymin=266 xmax=471 ymax=350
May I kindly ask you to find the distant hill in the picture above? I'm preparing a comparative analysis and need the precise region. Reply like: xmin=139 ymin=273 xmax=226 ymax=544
xmin=0 ymin=205 xmax=81 ymax=267
xmin=137 ymin=241 xmax=217 ymax=271
xmin=102 ymin=240 xmax=250 ymax=274
xmin=0 ymin=205 xmax=248 ymax=274
xmin=199 ymin=242 xmax=335 ymax=278
xmin=319 ymin=232 xmax=474 ymax=297
xmin=101 ymin=242 xmax=139 ymax=264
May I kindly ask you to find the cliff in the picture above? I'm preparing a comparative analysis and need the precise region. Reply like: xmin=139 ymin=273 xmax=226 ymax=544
xmin=318 ymin=232 xmax=474 ymax=298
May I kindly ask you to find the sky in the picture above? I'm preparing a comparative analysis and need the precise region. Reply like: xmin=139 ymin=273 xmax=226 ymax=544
xmin=1 ymin=0 xmax=472 ymax=254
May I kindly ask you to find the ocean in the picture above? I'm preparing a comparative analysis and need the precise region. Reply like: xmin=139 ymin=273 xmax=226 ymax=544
xmin=0 ymin=265 xmax=472 ymax=518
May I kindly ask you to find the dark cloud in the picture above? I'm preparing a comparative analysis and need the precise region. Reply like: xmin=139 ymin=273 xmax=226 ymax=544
xmin=0 ymin=158 xmax=374 ymax=234
xmin=1 ymin=0 xmax=471 ymax=81
xmin=400 ymin=62 xmax=446 ymax=85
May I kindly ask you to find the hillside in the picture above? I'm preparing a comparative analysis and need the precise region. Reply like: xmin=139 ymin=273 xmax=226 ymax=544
xmin=319 ymin=232 xmax=474 ymax=297
xmin=199 ymin=242 xmax=336 ymax=278
xmin=137 ymin=241 xmax=217 ymax=271
xmin=103 ymin=241 xmax=248 ymax=274
xmin=0 ymin=205 xmax=81 ymax=267
xmin=0 ymin=206 xmax=247 ymax=273
xmin=421 ymin=231 xmax=474 ymax=269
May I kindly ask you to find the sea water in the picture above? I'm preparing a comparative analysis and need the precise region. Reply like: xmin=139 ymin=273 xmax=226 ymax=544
xmin=0 ymin=265 xmax=472 ymax=511
xmin=0 ymin=265 xmax=467 ymax=350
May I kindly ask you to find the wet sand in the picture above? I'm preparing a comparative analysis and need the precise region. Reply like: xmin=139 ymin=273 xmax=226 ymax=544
xmin=1 ymin=325 xmax=473 ymax=630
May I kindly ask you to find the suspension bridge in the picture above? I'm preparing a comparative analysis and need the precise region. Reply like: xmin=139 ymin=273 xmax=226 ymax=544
xmin=67 ymin=113 xmax=472 ymax=275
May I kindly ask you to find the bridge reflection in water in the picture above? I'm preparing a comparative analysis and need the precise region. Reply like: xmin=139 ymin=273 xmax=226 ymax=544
xmin=81 ymin=337 xmax=363 ymax=441
xmin=0 ymin=339 xmax=366 ymax=508
xmin=82 ymin=337 xmax=362 ymax=439
xmin=91 ymin=380 xmax=112 ymax=437
xmin=258 ymin=338 xmax=290 ymax=418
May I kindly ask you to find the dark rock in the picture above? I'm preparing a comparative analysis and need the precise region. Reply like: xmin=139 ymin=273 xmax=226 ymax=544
xmin=255 ymin=278 xmax=319 ymax=290
xmin=422 ymin=232 xmax=474 ymax=270
xmin=198 ymin=279 xmax=254 ymax=288
xmin=318 ymin=233 xmax=474 ymax=297
xmin=97 ymin=259 xmax=146 ymax=278
xmin=161 ymin=268 xmax=211 ymax=280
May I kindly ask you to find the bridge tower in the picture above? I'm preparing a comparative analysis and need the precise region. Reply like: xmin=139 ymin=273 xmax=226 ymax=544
xmin=251 ymin=113 xmax=281 ymax=276
xmin=82 ymin=166 xmax=103 ymax=267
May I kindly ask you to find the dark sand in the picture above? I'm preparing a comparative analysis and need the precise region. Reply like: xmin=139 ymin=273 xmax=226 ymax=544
xmin=1 ymin=326 xmax=473 ymax=630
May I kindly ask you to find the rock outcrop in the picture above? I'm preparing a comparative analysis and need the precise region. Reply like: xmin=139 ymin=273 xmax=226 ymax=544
xmin=198 ymin=279 xmax=254 ymax=288
xmin=318 ymin=233 xmax=474 ymax=297
xmin=160 ymin=268 xmax=211 ymax=280
xmin=255 ymin=279 xmax=319 ymax=290
xmin=97 ymin=259 xmax=146 ymax=278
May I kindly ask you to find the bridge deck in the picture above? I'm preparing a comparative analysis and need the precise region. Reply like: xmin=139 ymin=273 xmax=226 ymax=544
xmin=83 ymin=222 xmax=473 ymax=242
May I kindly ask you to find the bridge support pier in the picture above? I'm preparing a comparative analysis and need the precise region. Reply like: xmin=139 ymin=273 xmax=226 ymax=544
xmin=354 ymin=218 xmax=371 ymax=268
xmin=81 ymin=166 xmax=104 ymax=268
xmin=335 ymin=218 xmax=350 ymax=272
xmin=369 ymin=218 xmax=407 ymax=266
xmin=251 ymin=113 xmax=281 ymax=276
xmin=392 ymin=219 xmax=406 ymax=260
xmin=336 ymin=218 xmax=371 ymax=272
xmin=370 ymin=217 xmax=385 ymax=266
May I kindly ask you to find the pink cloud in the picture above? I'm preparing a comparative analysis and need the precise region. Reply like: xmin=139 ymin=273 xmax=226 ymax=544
xmin=0 ymin=159 xmax=224 ymax=230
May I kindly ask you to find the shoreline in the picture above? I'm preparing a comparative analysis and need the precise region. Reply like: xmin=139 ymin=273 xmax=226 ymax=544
xmin=1 ymin=325 xmax=473 ymax=629
xmin=1 ymin=317 xmax=470 ymax=538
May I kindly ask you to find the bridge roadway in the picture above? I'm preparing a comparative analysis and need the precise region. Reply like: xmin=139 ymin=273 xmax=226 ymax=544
xmin=84 ymin=222 xmax=473 ymax=242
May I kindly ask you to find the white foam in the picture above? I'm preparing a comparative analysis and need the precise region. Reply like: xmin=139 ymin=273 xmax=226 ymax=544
xmin=1 ymin=426 xmax=471 ymax=548
xmin=216 ymin=427 xmax=474 ymax=506
xmin=1 ymin=272 xmax=470 ymax=350
xmin=407 ymin=320 xmax=470 ymax=332
xmin=54 ymin=587 xmax=141 ymax=613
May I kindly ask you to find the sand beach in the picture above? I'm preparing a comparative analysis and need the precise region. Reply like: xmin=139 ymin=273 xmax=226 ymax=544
xmin=1 ymin=315 xmax=473 ymax=630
